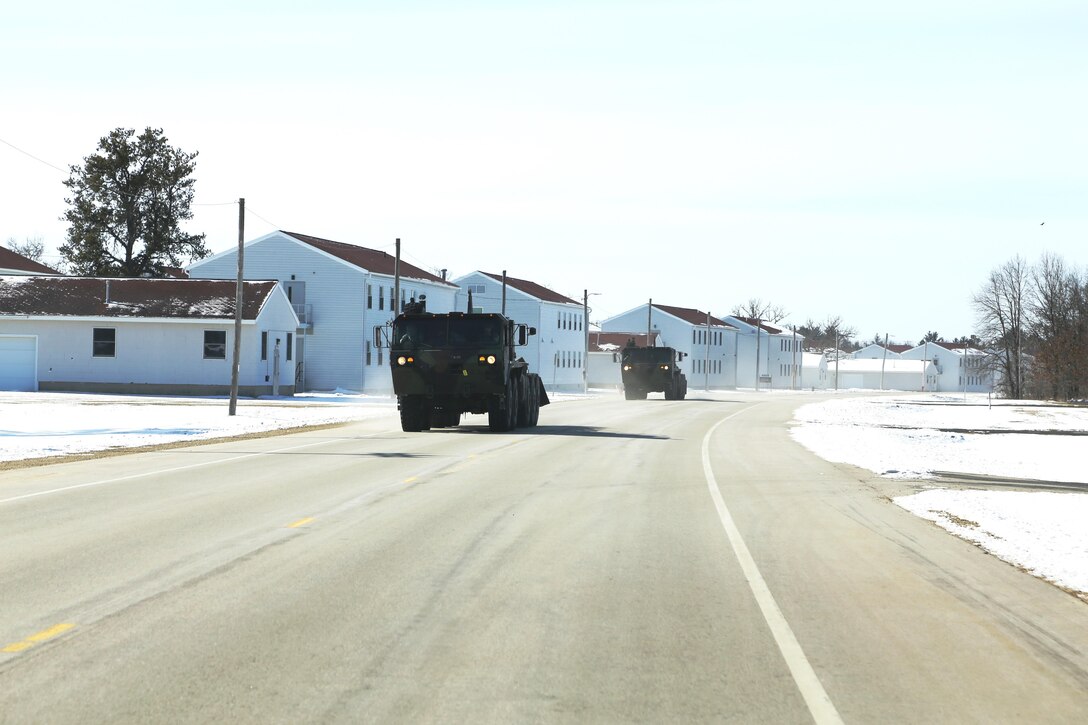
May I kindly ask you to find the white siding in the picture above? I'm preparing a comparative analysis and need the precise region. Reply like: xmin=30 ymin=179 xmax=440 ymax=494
xmin=190 ymin=232 xmax=457 ymax=393
xmin=0 ymin=335 xmax=37 ymax=391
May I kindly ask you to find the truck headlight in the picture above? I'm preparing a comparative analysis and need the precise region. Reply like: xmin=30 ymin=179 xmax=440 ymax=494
xmin=478 ymin=355 xmax=497 ymax=365
xmin=623 ymin=364 xmax=632 ymax=371
xmin=660 ymin=364 xmax=670 ymax=370
xmin=397 ymin=356 xmax=414 ymax=366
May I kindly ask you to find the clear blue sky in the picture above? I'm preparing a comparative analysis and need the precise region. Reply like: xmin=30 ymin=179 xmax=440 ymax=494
xmin=3 ymin=1 xmax=1086 ymax=344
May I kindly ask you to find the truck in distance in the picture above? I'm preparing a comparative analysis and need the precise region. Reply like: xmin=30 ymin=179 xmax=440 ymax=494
xmin=620 ymin=343 xmax=688 ymax=400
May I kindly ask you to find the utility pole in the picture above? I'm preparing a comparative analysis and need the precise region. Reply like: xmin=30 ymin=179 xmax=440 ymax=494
xmin=754 ymin=318 xmax=761 ymax=391
xmin=704 ymin=310 xmax=711 ymax=391
xmin=502 ymin=270 xmax=507 ymax=316
xmin=393 ymin=238 xmax=401 ymax=316
xmin=834 ymin=330 xmax=840 ymax=391
xmin=647 ymin=298 xmax=653 ymax=345
xmin=229 ymin=198 xmax=244 ymax=416
xmin=880 ymin=332 xmax=889 ymax=391
xmin=791 ymin=326 xmax=798 ymax=390
xmin=583 ymin=289 xmax=590 ymax=395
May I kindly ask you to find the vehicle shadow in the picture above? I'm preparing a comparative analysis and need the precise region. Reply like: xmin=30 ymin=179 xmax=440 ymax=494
xmin=443 ymin=425 xmax=669 ymax=440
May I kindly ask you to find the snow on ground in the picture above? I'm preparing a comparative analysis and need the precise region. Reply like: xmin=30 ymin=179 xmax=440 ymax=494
xmin=0 ymin=391 xmax=398 ymax=462
xmin=791 ymin=393 xmax=1088 ymax=597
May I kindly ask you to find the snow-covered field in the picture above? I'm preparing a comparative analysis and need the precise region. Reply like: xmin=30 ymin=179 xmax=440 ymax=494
xmin=2 ymin=390 xmax=1085 ymax=599
xmin=791 ymin=393 xmax=1088 ymax=598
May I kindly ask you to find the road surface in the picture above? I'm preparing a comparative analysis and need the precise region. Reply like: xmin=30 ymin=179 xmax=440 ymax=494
xmin=2 ymin=392 xmax=1087 ymax=723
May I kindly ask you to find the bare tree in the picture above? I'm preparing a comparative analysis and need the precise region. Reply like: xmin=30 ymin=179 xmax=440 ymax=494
xmin=973 ymin=256 xmax=1029 ymax=398
xmin=731 ymin=298 xmax=788 ymax=324
xmin=1029 ymin=253 xmax=1086 ymax=400
xmin=4 ymin=235 xmax=45 ymax=262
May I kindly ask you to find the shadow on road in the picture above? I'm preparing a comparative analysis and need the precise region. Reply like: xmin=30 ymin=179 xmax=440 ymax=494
xmin=441 ymin=425 xmax=669 ymax=440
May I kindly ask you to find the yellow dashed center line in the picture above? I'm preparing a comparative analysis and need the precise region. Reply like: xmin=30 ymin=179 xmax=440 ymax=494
xmin=404 ymin=476 xmax=418 ymax=484
xmin=3 ymin=623 xmax=75 ymax=653
xmin=287 ymin=517 xmax=315 ymax=529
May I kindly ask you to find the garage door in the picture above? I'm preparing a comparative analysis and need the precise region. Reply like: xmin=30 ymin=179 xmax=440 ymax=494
xmin=0 ymin=336 xmax=37 ymax=391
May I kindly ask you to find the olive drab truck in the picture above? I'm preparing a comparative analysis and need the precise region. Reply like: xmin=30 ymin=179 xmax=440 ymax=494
xmin=619 ymin=342 xmax=688 ymax=400
xmin=375 ymin=296 xmax=549 ymax=432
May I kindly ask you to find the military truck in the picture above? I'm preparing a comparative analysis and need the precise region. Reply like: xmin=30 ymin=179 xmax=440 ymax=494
xmin=376 ymin=297 xmax=549 ymax=432
xmin=620 ymin=343 xmax=688 ymax=400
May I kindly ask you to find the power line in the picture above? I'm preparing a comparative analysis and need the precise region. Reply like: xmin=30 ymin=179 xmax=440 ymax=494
xmin=0 ymin=136 xmax=68 ymax=174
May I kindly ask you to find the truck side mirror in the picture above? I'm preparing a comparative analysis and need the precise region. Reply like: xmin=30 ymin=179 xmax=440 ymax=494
xmin=373 ymin=326 xmax=384 ymax=349
xmin=612 ymin=352 xmax=618 ymax=363
xmin=517 ymin=325 xmax=530 ymax=346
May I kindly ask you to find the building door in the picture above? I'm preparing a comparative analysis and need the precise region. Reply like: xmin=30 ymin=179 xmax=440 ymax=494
xmin=0 ymin=336 xmax=38 ymax=391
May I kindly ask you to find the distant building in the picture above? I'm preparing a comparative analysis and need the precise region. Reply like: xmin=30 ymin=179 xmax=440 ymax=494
xmin=830 ymin=358 xmax=936 ymax=391
xmin=852 ymin=343 xmax=911 ymax=359
xmin=722 ymin=316 xmax=805 ymax=390
xmin=901 ymin=341 xmax=993 ymax=393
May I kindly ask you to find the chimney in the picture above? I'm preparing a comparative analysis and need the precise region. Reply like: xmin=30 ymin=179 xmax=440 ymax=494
xmin=441 ymin=268 xmax=447 ymax=281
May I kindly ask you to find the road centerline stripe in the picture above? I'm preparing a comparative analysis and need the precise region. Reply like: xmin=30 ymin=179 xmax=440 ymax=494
xmin=3 ymin=623 xmax=75 ymax=653
xmin=286 ymin=517 xmax=315 ymax=529
xmin=702 ymin=406 xmax=844 ymax=725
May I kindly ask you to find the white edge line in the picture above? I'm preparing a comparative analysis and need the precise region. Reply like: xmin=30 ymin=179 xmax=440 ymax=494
xmin=702 ymin=407 xmax=844 ymax=725
xmin=0 ymin=434 xmax=381 ymax=506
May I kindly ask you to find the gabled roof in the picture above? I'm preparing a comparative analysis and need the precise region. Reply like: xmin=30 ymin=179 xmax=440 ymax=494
xmin=0 ymin=246 xmax=60 ymax=275
xmin=590 ymin=331 xmax=658 ymax=352
xmin=283 ymin=232 xmax=454 ymax=286
xmin=655 ymin=304 xmax=732 ymax=328
xmin=0 ymin=276 xmax=280 ymax=320
xmin=888 ymin=344 xmax=913 ymax=354
xmin=478 ymin=271 xmax=579 ymax=305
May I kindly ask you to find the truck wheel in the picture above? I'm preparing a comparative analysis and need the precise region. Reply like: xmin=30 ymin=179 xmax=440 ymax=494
xmin=488 ymin=378 xmax=516 ymax=432
xmin=399 ymin=396 xmax=429 ymax=432
xmin=528 ymin=377 xmax=541 ymax=426
xmin=516 ymin=374 xmax=532 ymax=428
xmin=664 ymin=383 xmax=676 ymax=400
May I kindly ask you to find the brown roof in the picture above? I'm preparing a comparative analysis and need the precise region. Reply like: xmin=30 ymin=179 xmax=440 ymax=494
xmin=590 ymin=332 xmax=658 ymax=352
xmin=0 ymin=276 xmax=279 ymax=320
xmin=888 ymin=343 xmax=913 ymax=354
xmin=480 ymin=272 xmax=579 ymax=305
xmin=655 ymin=304 xmax=732 ymax=328
xmin=283 ymin=232 xmax=454 ymax=286
xmin=0 ymin=246 xmax=60 ymax=275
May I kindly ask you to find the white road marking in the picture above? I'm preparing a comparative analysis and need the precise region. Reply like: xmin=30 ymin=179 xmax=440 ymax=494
xmin=0 ymin=435 xmax=378 ymax=506
xmin=702 ymin=407 xmax=844 ymax=725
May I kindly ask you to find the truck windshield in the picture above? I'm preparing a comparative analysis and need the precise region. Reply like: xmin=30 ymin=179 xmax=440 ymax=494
xmin=623 ymin=347 xmax=673 ymax=364
xmin=393 ymin=317 xmax=503 ymax=348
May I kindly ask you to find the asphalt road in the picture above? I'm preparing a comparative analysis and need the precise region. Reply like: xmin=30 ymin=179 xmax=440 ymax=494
xmin=2 ymin=392 xmax=1087 ymax=723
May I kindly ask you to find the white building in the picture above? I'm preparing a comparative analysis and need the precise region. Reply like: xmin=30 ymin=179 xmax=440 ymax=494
xmin=452 ymin=271 xmax=585 ymax=393
xmin=602 ymin=303 xmax=738 ymax=389
xmin=800 ymin=352 xmax=829 ymax=390
xmin=852 ymin=343 xmax=912 ymax=360
xmin=0 ymin=276 xmax=298 ymax=395
xmin=901 ymin=341 xmax=993 ymax=393
xmin=723 ymin=316 xmax=806 ymax=390
xmin=188 ymin=231 xmax=458 ymax=393
xmin=831 ymin=358 xmax=936 ymax=391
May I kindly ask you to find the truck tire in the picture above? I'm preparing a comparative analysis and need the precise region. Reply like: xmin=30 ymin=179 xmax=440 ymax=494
xmin=664 ymin=383 xmax=676 ymax=400
xmin=527 ymin=376 xmax=541 ymax=426
xmin=488 ymin=378 xmax=517 ymax=432
xmin=399 ymin=396 xmax=430 ymax=432
xmin=516 ymin=374 xmax=532 ymax=428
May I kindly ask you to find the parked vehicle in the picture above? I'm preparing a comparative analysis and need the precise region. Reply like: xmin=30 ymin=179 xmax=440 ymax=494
xmin=376 ymin=297 xmax=549 ymax=432
xmin=620 ymin=343 xmax=688 ymax=400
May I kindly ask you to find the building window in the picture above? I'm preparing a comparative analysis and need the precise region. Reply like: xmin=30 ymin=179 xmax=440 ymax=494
xmin=93 ymin=328 xmax=115 ymax=357
xmin=366 ymin=341 xmax=372 ymax=366
xmin=378 ymin=346 xmax=383 ymax=366
xmin=379 ymin=286 xmax=385 ymax=311
xmin=204 ymin=330 xmax=227 ymax=359
xmin=286 ymin=333 xmax=293 ymax=361
xmin=367 ymin=284 xmax=373 ymax=309
xmin=261 ymin=331 xmax=268 ymax=361
xmin=468 ymin=283 xmax=485 ymax=294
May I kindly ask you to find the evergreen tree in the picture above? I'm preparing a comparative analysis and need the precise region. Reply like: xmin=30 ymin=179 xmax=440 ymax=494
xmin=60 ymin=127 xmax=207 ymax=276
